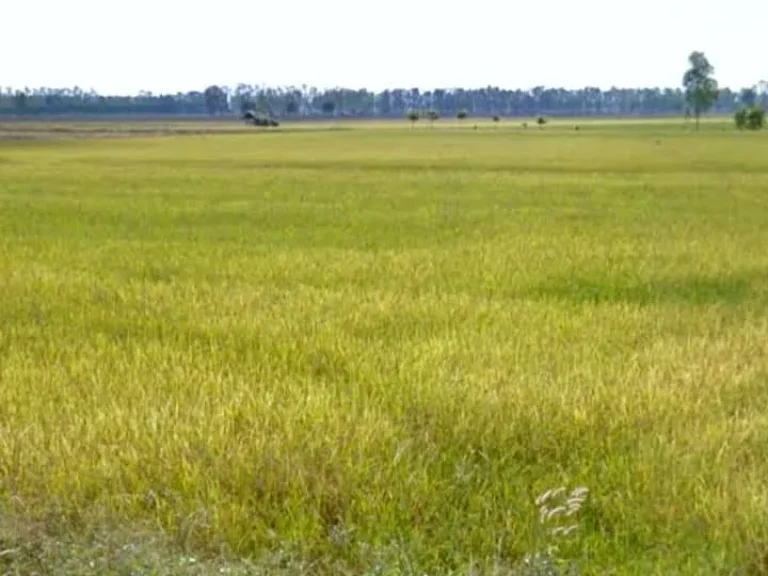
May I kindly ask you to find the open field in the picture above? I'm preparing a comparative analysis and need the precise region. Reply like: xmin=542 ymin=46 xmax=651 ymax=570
xmin=1 ymin=120 xmax=768 ymax=574
xmin=0 ymin=114 xmax=734 ymax=142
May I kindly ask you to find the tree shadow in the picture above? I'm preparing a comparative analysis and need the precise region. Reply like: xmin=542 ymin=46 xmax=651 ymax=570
xmin=526 ymin=268 xmax=768 ymax=306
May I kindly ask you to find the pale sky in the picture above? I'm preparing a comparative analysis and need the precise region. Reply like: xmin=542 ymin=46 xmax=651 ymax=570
xmin=3 ymin=0 xmax=766 ymax=95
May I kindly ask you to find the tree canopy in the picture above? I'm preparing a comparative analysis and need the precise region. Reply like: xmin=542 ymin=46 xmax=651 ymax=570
xmin=682 ymin=51 xmax=719 ymax=129
xmin=0 ymin=78 xmax=760 ymax=119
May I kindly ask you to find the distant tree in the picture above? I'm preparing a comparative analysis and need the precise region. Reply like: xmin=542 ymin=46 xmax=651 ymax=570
xmin=740 ymin=88 xmax=757 ymax=107
xmin=255 ymin=92 xmax=271 ymax=115
xmin=406 ymin=109 xmax=419 ymax=127
xmin=285 ymin=100 xmax=299 ymax=115
xmin=492 ymin=115 xmax=500 ymax=124
xmin=13 ymin=91 xmax=27 ymax=111
xmin=734 ymin=108 xmax=747 ymax=129
xmin=457 ymin=109 xmax=468 ymax=123
xmin=203 ymin=85 xmax=228 ymax=115
xmin=238 ymin=97 xmax=255 ymax=115
xmin=682 ymin=51 xmax=719 ymax=130
xmin=750 ymin=107 xmax=767 ymax=130
xmin=321 ymin=101 xmax=336 ymax=116
xmin=758 ymin=80 xmax=768 ymax=107
xmin=734 ymin=106 xmax=765 ymax=130
xmin=536 ymin=116 xmax=547 ymax=128
xmin=426 ymin=109 xmax=439 ymax=127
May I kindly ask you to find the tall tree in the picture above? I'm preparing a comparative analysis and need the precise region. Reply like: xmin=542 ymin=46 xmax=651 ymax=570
xmin=406 ymin=109 xmax=419 ymax=128
xmin=13 ymin=91 xmax=27 ymax=111
xmin=682 ymin=51 xmax=719 ymax=130
xmin=285 ymin=100 xmax=299 ymax=115
xmin=757 ymin=80 xmax=768 ymax=108
xmin=740 ymin=88 xmax=757 ymax=107
xmin=321 ymin=101 xmax=335 ymax=116
xmin=203 ymin=85 xmax=228 ymax=116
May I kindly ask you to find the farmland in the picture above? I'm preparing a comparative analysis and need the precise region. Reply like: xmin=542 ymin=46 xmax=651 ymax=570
xmin=1 ymin=119 xmax=768 ymax=574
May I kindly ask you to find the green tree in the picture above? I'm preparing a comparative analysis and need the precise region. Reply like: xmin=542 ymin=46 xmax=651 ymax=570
xmin=321 ymin=101 xmax=335 ymax=116
xmin=406 ymin=109 xmax=419 ymax=128
xmin=457 ymin=109 xmax=468 ymax=123
xmin=238 ymin=97 xmax=255 ymax=115
xmin=203 ymin=85 xmax=228 ymax=115
xmin=740 ymin=87 xmax=757 ymax=107
xmin=682 ymin=51 xmax=719 ymax=130
xmin=757 ymin=80 xmax=768 ymax=108
xmin=734 ymin=108 xmax=747 ymax=129
xmin=735 ymin=106 xmax=765 ymax=130
xmin=255 ymin=91 xmax=271 ymax=115
xmin=426 ymin=109 xmax=439 ymax=128
xmin=13 ymin=91 xmax=27 ymax=111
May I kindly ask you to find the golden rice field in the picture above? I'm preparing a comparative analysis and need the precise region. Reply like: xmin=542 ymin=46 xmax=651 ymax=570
xmin=1 ymin=119 xmax=768 ymax=574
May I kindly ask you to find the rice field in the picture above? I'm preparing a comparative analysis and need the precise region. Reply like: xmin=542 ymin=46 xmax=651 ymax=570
xmin=1 ymin=119 xmax=768 ymax=574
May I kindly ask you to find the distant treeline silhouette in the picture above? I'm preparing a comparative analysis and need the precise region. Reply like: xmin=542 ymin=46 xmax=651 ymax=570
xmin=0 ymin=84 xmax=760 ymax=118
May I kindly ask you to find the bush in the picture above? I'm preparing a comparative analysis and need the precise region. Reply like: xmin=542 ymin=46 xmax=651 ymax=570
xmin=243 ymin=110 xmax=279 ymax=127
xmin=735 ymin=108 xmax=747 ymax=129
xmin=735 ymin=106 xmax=765 ymax=130
xmin=746 ymin=107 xmax=764 ymax=130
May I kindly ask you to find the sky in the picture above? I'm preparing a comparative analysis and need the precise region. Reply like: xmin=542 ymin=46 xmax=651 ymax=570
xmin=3 ymin=0 xmax=766 ymax=95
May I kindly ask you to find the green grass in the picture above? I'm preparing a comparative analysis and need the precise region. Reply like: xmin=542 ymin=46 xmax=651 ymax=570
xmin=1 ymin=120 xmax=768 ymax=574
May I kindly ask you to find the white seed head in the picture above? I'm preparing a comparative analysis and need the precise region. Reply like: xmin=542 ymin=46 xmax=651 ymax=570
xmin=551 ymin=487 xmax=566 ymax=500
xmin=551 ymin=523 xmax=580 ymax=537
xmin=535 ymin=489 xmax=554 ymax=506
xmin=562 ymin=525 xmax=579 ymax=536
xmin=535 ymin=486 xmax=566 ymax=506
xmin=545 ymin=506 xmax=568 ymax=520
xmin=571 ymin=486 xmax=589 ymax=498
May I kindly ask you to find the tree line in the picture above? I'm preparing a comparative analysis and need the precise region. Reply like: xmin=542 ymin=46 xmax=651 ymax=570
xmin=2 ymin=64 xmax=764 ymax=120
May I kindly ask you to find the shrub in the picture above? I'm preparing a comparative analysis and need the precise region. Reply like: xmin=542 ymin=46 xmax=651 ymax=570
xmin=735 ymin=106 xmax=765 ymax=130
xmin=243 ymin=110 xmax=279 ymax=127
xmin=735 ymin=108 xmax=747 ymax=129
